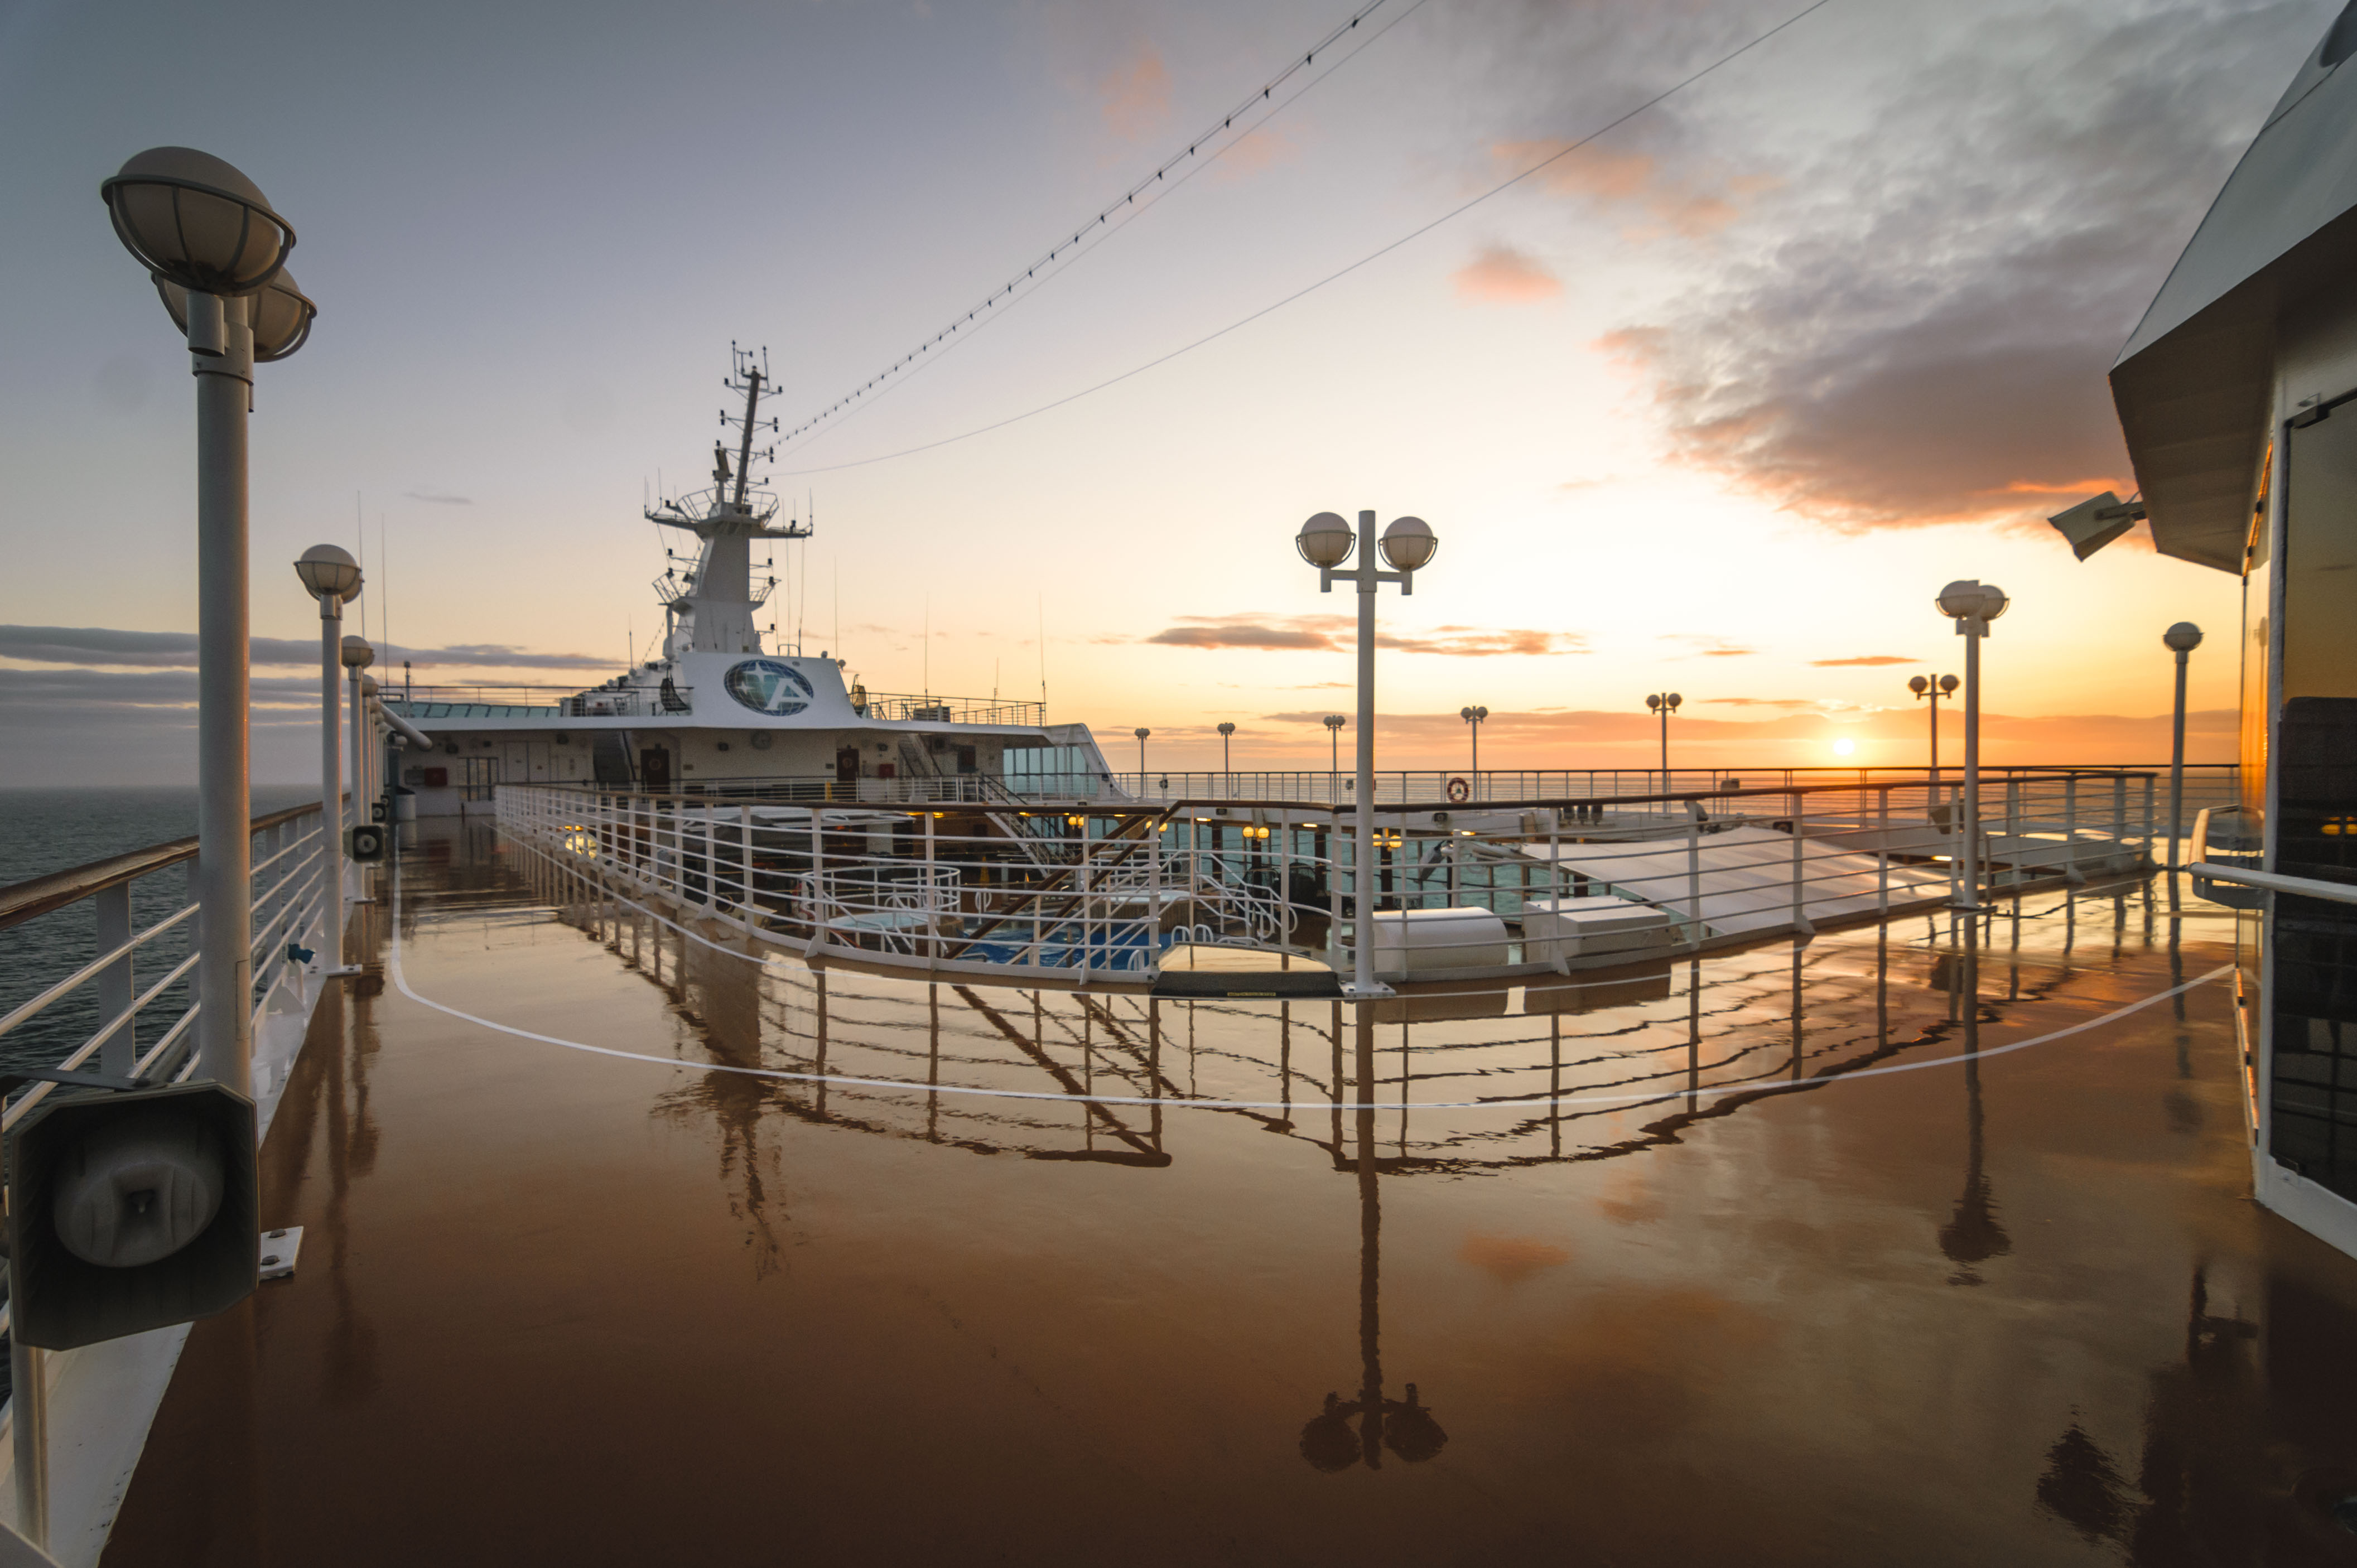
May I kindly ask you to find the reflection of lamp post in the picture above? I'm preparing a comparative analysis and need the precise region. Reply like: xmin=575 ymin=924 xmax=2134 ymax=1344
xmin=1936 ymin=581 xmax=2008 ymax=912
xmin=1908 ymin=673 xmax=1959 ymax=777
xmin=1644 ymin=692 xmax=1682 ymax=793
xmin=2162 ymin=623 xmax=2203 ymax=870
xmin=296 ymin=546 xmax=362 ymax=945
xmin=1459 ymin=706 xmax=1488 ymax=801
xmin=1300 ymin=1012 xmax=1447 ymax=1473
xmin=1298 ymin=510 xmax=1437 ymax=999
xmin=102 ymin=146 xmax=313 ymax=1103
xmin=1936 ymin=918 xmax=2011 ymax=1285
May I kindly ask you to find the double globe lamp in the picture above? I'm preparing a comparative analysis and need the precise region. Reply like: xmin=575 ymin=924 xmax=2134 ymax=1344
xmin=100 ymin=147 xmax=318 ymax=1100
xmin=1295 ymin=510 xmax=1438 ymax=999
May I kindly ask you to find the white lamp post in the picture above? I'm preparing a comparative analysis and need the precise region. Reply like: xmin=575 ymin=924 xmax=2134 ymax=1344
xmin=101 ymin=147 xmax=312 ymax=1101
xmin=1134 ymin=727 xmax=1151 ymax=791
xmin=2163 ymin=622 xmax=2204 ymax=870
xmin=1459 ymin=706 xmax=1488 ymax=801
xmin=1936 ymin=581 xmax=2009 ymax=910
xmin=1645 ymin=693 xmax=1682 ymax=793
xmin=296 ymin=546 xmax=362 ymax=949
xmin=1218 ymin=722 xmax=1237 ymax=790
xmin=344 ymin=637 xmax=375 ymax=844
xmin=1298 ymin=510 xmax=1437 ymax=999
xmin=1324 ymin=714 xmax=1346 ymax=792
xmin=1908 ymin=673 xmax=1960 ymax=777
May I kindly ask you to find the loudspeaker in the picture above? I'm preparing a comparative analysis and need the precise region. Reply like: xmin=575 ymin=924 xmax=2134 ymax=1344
xmin=347 ymin=822 xmax=387 ymax=862
xmin=6 ymin=1082 xmax=257 ymax=1350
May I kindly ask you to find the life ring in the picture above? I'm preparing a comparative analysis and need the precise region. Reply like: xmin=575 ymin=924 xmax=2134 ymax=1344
xmin=1445 ymin=777 xmax=1471 ymax=804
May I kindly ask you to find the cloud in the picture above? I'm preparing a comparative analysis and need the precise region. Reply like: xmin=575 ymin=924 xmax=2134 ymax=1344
xmin=1099 ymin=41 xmax=1169 ymax=139
xmin=1812 ymin=655 xmax=1919 ymax=667
xmin=0 ymin=625 xmax=611 ymax=671
xmin=1212 ymin=125 xmax=1298 ymax=182
xmin=1452 ymin=245 xmax=1563 ymax=304
xmin=1145 ymin=614 xmax=1584 ymax=656
xmin=1594 ymin=0 xmax=2318 ymax=528
xmin=0 ymin=667 xmax=320 ymax=715
xmin=1702 ymin=697 xmax=1817 ymax=708
xmin=1147 ymin=619 xmax=1337 ymax=652
xmin=1495 ymin=139 xmax=1770 ymax=239
xmin=403 ymin=490 xmax=472 ymax=505
xmin=1662 ymin=634 xmax=1753 ymax=658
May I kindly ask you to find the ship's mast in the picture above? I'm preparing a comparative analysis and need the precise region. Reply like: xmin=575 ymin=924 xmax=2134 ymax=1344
xmin=642 ymin=345 xmax=810 ymax=658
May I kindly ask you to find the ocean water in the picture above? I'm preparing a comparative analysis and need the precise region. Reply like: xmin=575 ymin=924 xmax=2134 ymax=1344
xmin=0 ymin=785 xmax=319 ymax=1078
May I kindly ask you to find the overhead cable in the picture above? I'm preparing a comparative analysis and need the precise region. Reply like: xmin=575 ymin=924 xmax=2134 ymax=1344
xmin=778 ymin=0 xmax=1839 ymax=477
xmin=779 ymin=0 xmax=1421 ymax=450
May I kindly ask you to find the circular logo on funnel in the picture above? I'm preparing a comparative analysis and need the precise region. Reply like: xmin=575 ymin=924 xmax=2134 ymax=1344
xmin=722 ymin=658 xmax=815 ymax=717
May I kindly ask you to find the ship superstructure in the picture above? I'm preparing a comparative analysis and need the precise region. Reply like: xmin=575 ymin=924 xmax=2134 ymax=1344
xmin=385 ymin=348 xmax=1113 ymax=812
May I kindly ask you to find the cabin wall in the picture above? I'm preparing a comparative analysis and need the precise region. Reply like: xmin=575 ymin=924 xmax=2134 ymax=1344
xmin=2248 ymin=286 xmax=2357 ymax=1257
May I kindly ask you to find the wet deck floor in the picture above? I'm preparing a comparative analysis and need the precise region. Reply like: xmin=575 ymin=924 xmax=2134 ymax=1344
xmin=105 ymin=819 xmax=2357 ymax=1566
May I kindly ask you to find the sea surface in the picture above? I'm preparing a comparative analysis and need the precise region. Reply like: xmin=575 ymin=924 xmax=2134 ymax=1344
xmin=0 ymin=785 xmax=319 ymax=1078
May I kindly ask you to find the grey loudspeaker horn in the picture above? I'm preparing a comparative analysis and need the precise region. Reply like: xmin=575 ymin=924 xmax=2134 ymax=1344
xmin=6 ymin=1081 xmax=258 ymax=1350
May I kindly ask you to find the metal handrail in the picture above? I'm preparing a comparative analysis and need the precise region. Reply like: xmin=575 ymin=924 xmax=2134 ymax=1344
xmin=0 ymin=799 xmax=332 ymax=931
xmin=2182 ymin=862 xmax=2357 ymax=904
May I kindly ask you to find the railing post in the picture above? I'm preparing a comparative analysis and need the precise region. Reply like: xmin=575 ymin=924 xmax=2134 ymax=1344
xmin=809 ymin=806 xmax=825 ymax=945
xmin=1686 ymin=808 xmax=1703 ymax=948
xmin=2006 ymin=778 xmax=2021 ymax=892
xmin=741 ymin=803 xmax=755 ymax=925
xmin=1876 ymin=786 xmax=1888 ymax=918
xmin=924 ymin=808 xmax=937 ymax=967
xmin=95 ymin=880 xmax=134 ymax=1078
xmin=2064 ymin=775 xmax=2079 ymax=883
xmin=12 ymin=1337 xmax=46 ymax=1552
xmin=2114 ymin=773 xmax=2129 ymax=871
xmin=2142 ymin=773 xmax=2157 ymax=863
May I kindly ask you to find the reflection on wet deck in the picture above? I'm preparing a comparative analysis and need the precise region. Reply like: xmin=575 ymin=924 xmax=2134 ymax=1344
xmin=102 ymin=819 xmax=2357 ymax=1567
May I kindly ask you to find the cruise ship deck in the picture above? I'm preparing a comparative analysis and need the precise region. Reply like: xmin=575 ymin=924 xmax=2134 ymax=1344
xmin=100 ymin=819 xmax=2357 ymax=1566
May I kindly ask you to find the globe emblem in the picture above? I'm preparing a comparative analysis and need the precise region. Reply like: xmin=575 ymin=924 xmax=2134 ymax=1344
xmin=722 ymin=658 xmax=814 ymax=717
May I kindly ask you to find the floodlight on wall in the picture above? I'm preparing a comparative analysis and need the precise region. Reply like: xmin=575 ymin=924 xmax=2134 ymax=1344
xmin=2047 ymin=491 xmax=2147 ymax=561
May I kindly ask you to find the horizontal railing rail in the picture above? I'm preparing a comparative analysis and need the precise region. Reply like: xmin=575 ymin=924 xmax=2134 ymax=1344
xmin=0 ymin=802 xmax=339 ymax=1113
xmin=2182 ymin=862 xmax=2357 ymax=904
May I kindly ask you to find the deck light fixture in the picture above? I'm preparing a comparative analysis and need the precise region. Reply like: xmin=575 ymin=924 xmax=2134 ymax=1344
xmin=1218 ymin=721 xmax=1238 ymax=787
xmin=1908 ymin=674 xmax=1960 ymax=775
xmin=1459 ymin=707 xmax=1488 ymax=802
xmin=1936 ymin=581 xmax=2007 ymax=910
xmin=99 ymin=147 xmax=310 ymax=1161
xmin=1644 ymin=693 xmax=1683 ymax=792
xmin=1134 ymin=727 xmax=1151 ymax=785
xmin=156 ymin=271 xmax=316 ymax=361
xmin=2163 ymin=624 xmax=2204 ymax=872
xmin=1296 ymin=512 xmax=1355 ymax=569
xmin=1323 ymin=715 xmax=1346 ymax=786
xmin=1299 ymin=509 xmax=1438 ymax=998
xmin=298 ymin=548 xmax=362 ymax=952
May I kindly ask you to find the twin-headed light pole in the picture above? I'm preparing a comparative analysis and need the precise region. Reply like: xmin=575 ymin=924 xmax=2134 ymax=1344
xmin=1296 ymin=509 xmax=1438 ymax=1000
xmin=101 ymin=147 xmax=317 ymax=1096
xmin=1936 ymin=580 xmax=2008 ymax=911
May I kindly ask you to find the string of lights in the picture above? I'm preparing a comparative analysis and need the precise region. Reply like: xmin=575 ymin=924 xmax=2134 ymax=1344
xmin=778 ymin=0 xmax=1839 ymax=479
xmin=778 ymin=0 xmax=1423 ymax=451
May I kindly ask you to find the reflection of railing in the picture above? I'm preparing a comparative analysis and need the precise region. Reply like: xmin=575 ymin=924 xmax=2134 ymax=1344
xmin=495 ymin=768 xmax=2180 ymax=984
xmin=850 ymin=692 xmax=1047 ymax=726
